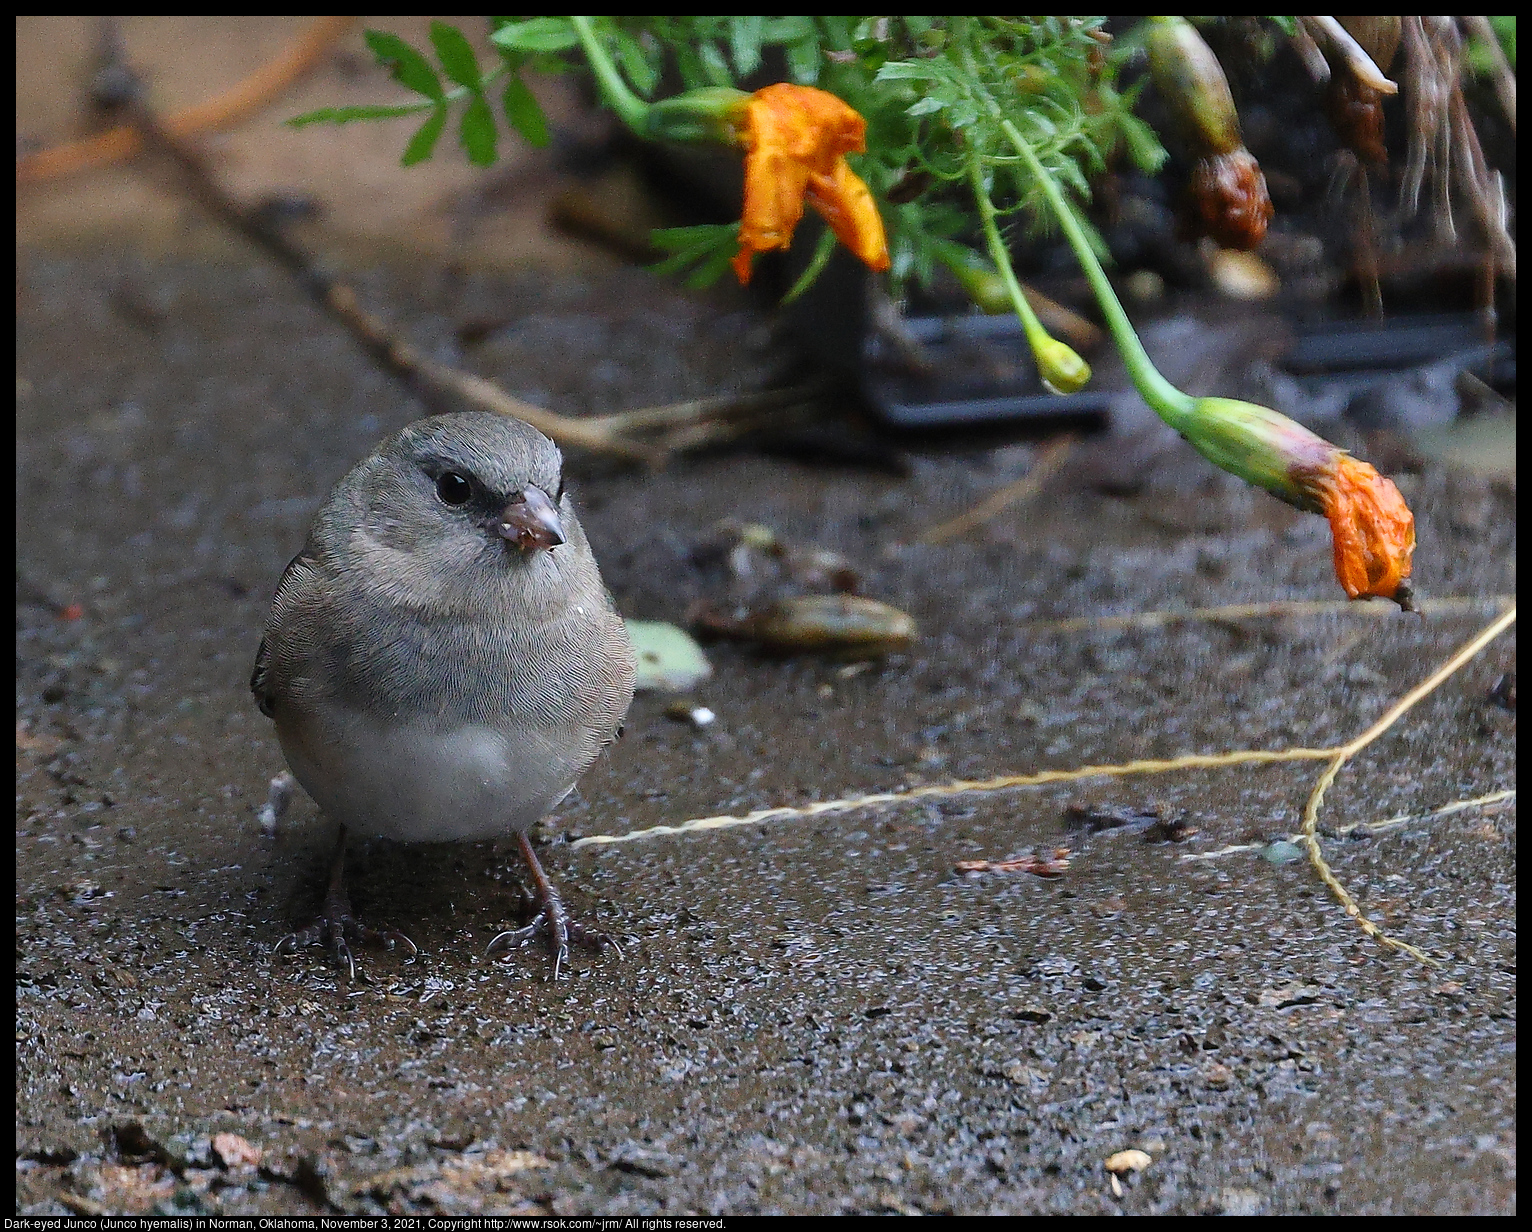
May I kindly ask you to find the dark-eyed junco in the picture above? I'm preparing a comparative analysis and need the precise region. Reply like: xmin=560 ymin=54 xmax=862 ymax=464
xmin=252 ymin=412 xmax=635 ymax=978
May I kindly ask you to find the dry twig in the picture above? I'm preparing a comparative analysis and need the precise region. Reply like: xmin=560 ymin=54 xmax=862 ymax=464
xmin=1300 ymin=16 xmax=1400 ymax=95
xmin=916 ymin=435 xmax=1075 ymax=546
xmin=1295 ymin=603 xmax=1517 ymax=964
xmin=1017 ymin=594 xmax=1511 ymax=634
xmin=1181 ymin=788 xmax=1514 ymax=861
xmin=16 ymin=16 xmax=357 ymax=185
xmin=29 ymin=27 xmax=815 ymax=464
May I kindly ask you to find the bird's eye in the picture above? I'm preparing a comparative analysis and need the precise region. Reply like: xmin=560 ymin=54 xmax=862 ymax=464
xmin=435 ymin=472 xmax=472 ymax=505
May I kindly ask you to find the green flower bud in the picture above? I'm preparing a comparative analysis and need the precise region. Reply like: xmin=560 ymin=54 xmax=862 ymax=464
xmin=1181 ymin=397 xmax=1334 ymax=512
xmin=1145 ymin=16 xmax=1242 ymax=156
xmin=1034 ymin=337 xmax=1092 ymax=395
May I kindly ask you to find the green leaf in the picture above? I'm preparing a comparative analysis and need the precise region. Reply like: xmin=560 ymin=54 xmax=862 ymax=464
xmin=786 ymin=35 xmax=821 ymax=83
xmin=650 ymin=223 xmax=739 ymax=254
xmin=680 ymin=243 xmax=740 ymax=289
xmin=365 ymin=30 xmax=444 ymax=101
xmin=673 ymin=43 xmax=708 ymax=91
xmin=402 ymin=105 xmax=448 ymax=166
xmin=502 ymin=75 xmax=549 ymax=147
xmin=820 ymin=16 xmax=855 ymax=49
xmin=906 ymin=96 xmax=946 ymax=117
xmin=697 ymin=39 xmax=735 ymax=87
xmin=624 ymin=620 xmax=713 ymax=692
xmin=491 ymin=17 xmax=579 ymax=54
xmin=429 ymin=21 xmax=481 ymax=90
xmin=780 ymin=227 xmax=839 ymax=305
xmin=459 ymin=93 xmax=497 ymax=166
xmin=649 ymin=223 xmax=741 ymax=288
xmin=1116 ymin=112 xmax=1166 ymax=175
xmin=875 ymin=59 xmax=935 ymax=82
xmin=287 ymin=102 xmax=435 ymax=128
xmin=763 ymin=16 xmax=815 ymax=43
xmin=729 ymin=15 xmax=763 ymax=76
xmin=613 ymin=28 xmax=660 ymax=96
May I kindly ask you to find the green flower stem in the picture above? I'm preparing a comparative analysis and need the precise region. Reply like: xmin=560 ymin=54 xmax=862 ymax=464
xmin=966 ymin=160 xmax=1059 ymax=363
xmin=570 ymin=15 xmax=650 ymax=133
xmin=998 ymin=116 xmax=1196 ymax=425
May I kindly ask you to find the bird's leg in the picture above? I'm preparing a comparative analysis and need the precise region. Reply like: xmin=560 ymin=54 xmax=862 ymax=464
xmin=485 ymin=833 xmax=618 ymax=980
xmin=276 ymin=823 xmax=417 ymax=979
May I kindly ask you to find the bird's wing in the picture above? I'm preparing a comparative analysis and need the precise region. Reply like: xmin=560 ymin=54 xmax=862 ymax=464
xmin=250 ymin=550 xmax=320 ymax=719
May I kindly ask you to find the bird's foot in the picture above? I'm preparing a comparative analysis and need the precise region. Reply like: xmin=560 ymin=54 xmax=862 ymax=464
xmin=485 ymin=834 xmax=620 ymax=980
xmin=485 ymin=908 xmax=619 ymax=981
xmin=275 ymin=884 xmax=416 ymax=981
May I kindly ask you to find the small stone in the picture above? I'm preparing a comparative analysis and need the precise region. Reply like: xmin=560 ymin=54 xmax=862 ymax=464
xmin=999 ymin=1059 xmax=1049 ymax=1090
xmin=663 ymin=701 xmax=716 ymax=729
xmin=1217 ymin=1187 xmax=1266 ymax=1216
xmin=1105 ymin=1149 xmax=1152 ymax=1174
xmin=211 ymin=1132 xmax=262 ymax=1169
xmin=1208 ymin=248 xmax=1280 ymax=301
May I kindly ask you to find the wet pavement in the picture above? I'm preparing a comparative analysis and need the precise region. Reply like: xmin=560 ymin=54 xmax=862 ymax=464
xmin=16 ymin=252 xmax=1516 ymax=1215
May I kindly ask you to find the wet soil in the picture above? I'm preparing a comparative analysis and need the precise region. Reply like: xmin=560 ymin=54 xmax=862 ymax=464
xmin=16 ymin=248 xmax=1516 ymax=1216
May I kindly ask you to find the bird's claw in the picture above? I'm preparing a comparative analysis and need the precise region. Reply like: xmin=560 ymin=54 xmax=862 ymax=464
xmin=275 ymin=909 xmax=416 ymax=981
xmin=485 ymin=907 xmax=619 ymax=981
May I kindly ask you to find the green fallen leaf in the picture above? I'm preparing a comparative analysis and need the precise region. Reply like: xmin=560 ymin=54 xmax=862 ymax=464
xmin=625 ymin=620 xmax=714 ymax=692
xmin=1261 ymin=840 xmax=1304 ymax=866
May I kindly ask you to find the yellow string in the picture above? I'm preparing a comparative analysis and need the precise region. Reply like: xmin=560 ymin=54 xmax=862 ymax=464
xmin=575 ymin=605 xmax=1516 ymax=964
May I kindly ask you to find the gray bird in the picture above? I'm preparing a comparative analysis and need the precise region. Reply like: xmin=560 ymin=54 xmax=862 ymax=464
xmin=252 ymin=412 xmax=636 ymax=978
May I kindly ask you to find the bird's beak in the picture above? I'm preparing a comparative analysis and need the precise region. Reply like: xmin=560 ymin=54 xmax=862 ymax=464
xmin=496 ymin=487 xmax=565 ymax=553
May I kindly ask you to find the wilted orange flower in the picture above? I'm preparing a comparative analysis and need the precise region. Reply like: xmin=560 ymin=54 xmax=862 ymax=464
xmin=1181 ymin=397 xmax=1417 ymax=606
xmin=1303 ymin=454 xmax=1416 ymax=603
xmin=731 ymin=83 xmax=891 ymax=284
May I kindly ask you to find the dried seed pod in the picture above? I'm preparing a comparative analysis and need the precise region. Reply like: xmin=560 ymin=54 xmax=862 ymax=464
xmin=1145 ymin=16 xmax=1242 ymax=157
xmin=1147 ymin=18 xmax=1274 ymax=250
xmin=1188 ymin=148 xmax=1274 ymax=250
xmin=1323 ymin=16 xmax=1398 ymax=165
xmin=1325 ymin=73 xmax=1389 ymax=164
xmin=749 ymin=594 xmax=916 ymax=655
xmin=693 ymin=594 xmax=917 ymax=656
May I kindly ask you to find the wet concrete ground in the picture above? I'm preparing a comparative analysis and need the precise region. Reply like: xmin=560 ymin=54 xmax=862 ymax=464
xmin=16 ymin=252 xmax=1516 ymax=1215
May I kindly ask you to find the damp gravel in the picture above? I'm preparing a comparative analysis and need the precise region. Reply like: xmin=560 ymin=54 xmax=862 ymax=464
xmin=16 ymin=253 xmax=1515 ymax=1215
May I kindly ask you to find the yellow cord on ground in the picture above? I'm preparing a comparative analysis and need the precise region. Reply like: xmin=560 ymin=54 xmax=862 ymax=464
xmin=575 ymin=605 xmax=1516 ymax=965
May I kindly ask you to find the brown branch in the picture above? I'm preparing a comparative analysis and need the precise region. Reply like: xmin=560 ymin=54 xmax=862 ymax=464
xmin=916 ymin=435 xmax=1075 ymax=546
xmin=66 ymin=33 xmax=816 ymax=464
xmin=578 ymin=382 xmax=831 ymax=436
xmin=16 ymin=16 xmax=358 ymax=185
xmin=113 ymin=86 xmax=664 ymax=463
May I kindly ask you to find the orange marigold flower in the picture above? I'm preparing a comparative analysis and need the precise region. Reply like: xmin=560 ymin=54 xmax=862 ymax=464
xmin=1304 ymin=454 xmax=1417 ymax=603
xmin=731 ymin=83 xmax=890 ymax=285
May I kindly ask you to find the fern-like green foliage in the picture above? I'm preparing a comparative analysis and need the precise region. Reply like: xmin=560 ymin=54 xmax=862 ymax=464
xmin=289 ymin=16 xmax=1169 ymax=297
